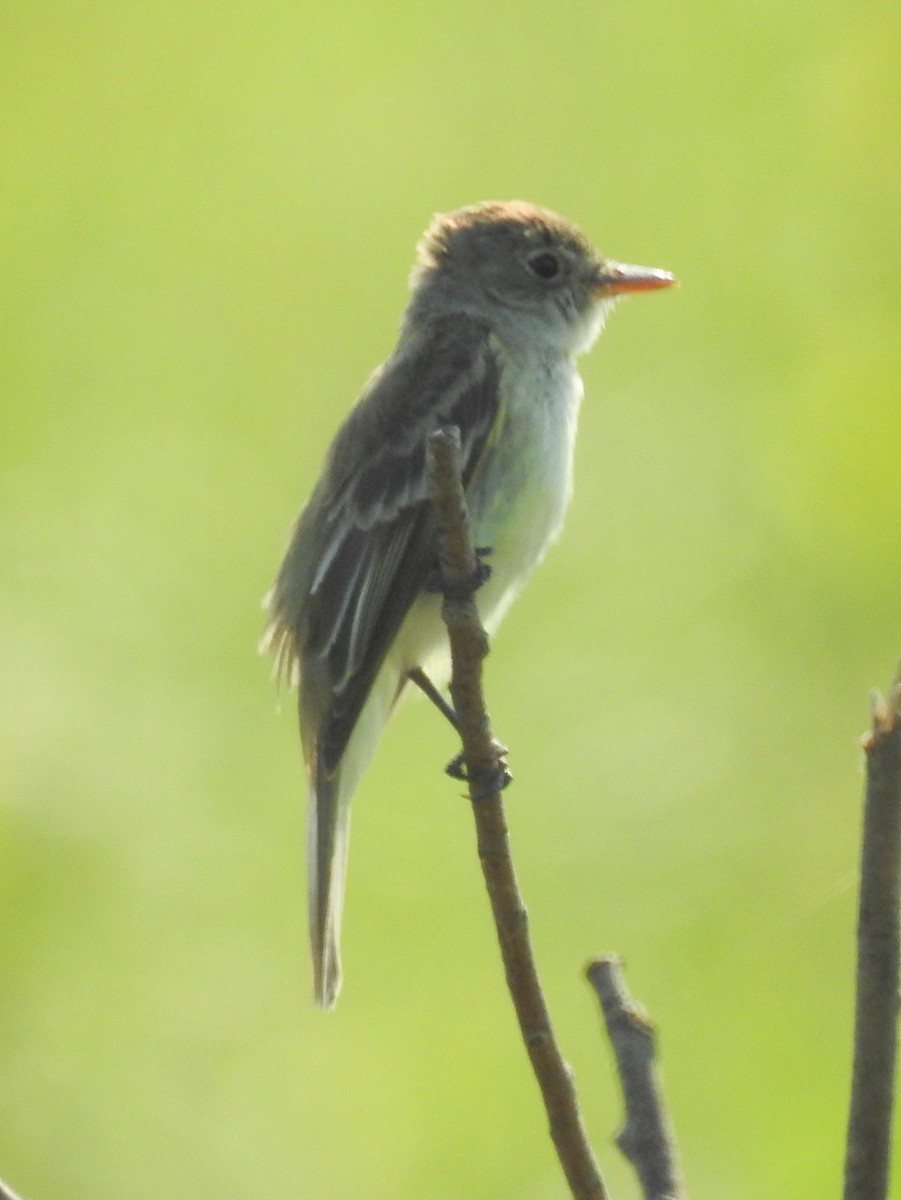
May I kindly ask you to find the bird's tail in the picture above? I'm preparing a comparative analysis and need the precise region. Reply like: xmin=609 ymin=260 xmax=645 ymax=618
xmin=307 ymin=767 xmax=349 ymax=1009
xmin=306 ymin=665 xmax=402 ymax=1008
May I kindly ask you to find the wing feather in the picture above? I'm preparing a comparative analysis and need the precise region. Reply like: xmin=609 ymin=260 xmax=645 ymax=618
xmin=264 ymin=313 xmax=501 ymax=775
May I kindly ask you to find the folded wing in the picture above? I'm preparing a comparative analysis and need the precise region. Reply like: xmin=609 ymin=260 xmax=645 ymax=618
xmin=264 ymin=313 xmax=502 ymax=775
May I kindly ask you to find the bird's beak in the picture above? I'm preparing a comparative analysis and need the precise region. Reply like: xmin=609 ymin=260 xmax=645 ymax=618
xmin=592 ymin=261 xmax=677 ymax=297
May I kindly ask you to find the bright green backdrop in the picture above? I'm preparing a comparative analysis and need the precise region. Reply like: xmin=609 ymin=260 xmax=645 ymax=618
xmin=2 ymin=3 xmax=900 ymax=1198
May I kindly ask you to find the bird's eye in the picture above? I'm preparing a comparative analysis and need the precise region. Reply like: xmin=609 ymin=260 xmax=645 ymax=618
xmin=527 ymin=252 xmax=561 ymax=280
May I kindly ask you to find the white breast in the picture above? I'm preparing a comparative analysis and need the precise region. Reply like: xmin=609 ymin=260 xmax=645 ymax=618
xmin=389 ymin=343 xmax=584 ymax=683
xmin=466 ymin=343 xmax=584 ymax=633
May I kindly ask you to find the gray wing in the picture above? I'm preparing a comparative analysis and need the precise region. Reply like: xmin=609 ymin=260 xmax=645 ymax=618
xmin=264 ymin=313 xmax=501 ymax=775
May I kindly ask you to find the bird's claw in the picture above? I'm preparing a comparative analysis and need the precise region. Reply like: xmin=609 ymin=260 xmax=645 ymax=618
xmin=445 ymin=741 xmax=512 ymax=799
xmin=423 ymin=547 xmax=494 ymax=597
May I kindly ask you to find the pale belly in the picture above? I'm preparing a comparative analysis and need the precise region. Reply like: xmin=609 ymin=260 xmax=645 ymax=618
xmin=393 ymin=351 xmax=583 ymax=677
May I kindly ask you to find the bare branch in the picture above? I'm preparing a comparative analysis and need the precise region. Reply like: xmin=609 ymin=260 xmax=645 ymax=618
xmin=426 ymin=426 xmax=609 ymax=1200
xmin=586 ymin=957 xmax=685 ymax=1200
xmin=844 ymin=670 xmax=901 ymax=1200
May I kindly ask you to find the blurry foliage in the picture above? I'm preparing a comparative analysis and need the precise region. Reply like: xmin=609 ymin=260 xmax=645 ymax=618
xmin=1 ymin=2 xmax=900 ymax=1198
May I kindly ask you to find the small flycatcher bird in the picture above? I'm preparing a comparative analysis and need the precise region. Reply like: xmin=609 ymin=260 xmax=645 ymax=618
xmin=263 ymin=201 xmax=675 ymax=1007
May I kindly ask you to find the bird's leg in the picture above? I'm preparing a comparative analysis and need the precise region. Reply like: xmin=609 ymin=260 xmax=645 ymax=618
xmin=407 ymin=667 xmax=459 ymax=732
xmin=406 ymin=665 xmax=511 ymax=794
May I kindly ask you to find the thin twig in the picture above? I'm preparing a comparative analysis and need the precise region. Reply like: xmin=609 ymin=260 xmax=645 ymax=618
xmin=0 ymin=1178 xmax=25 ymax=1200
xmin=426 ymin=426 xmax=608 ymax=1200
xmin=586 ymin=957 xmax=685 ymax=1200
xmin=844 ymin=670 xmax=901 ymax=1200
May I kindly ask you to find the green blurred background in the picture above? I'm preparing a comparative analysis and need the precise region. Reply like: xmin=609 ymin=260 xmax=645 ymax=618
xmin=2 ymin=2 xmax=900 ymax=1197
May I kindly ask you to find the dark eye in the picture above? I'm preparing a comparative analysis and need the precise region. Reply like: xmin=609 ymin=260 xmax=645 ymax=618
xmin=527 ymin=252 xmax=561 ymax=280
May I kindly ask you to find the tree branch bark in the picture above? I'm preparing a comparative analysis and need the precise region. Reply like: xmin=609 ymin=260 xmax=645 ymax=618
xmin=427 ymin=426 xmax=609 ymax=1200
xmin=586 ymin=957 xmax=684 ymax=1200
xmin=844 ymin=673 xmax=901 ymax=1200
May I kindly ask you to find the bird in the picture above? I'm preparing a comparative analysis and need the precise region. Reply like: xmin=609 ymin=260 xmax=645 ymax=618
xmin=263 ymin=200 xmax=675 ymax=1007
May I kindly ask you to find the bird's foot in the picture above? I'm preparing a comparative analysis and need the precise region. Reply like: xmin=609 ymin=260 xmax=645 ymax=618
xmin=445 ymin=740 xmax=512 ymax=799
xmin=423 ymin=547 xmax=493 ymax=598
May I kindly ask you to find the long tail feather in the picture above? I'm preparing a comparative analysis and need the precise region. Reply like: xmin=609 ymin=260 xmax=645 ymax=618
xmin=305 ymin=664 xmax=406 ymax=1008
xmin=307 ymin=768 xmax=349 ymax=1009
